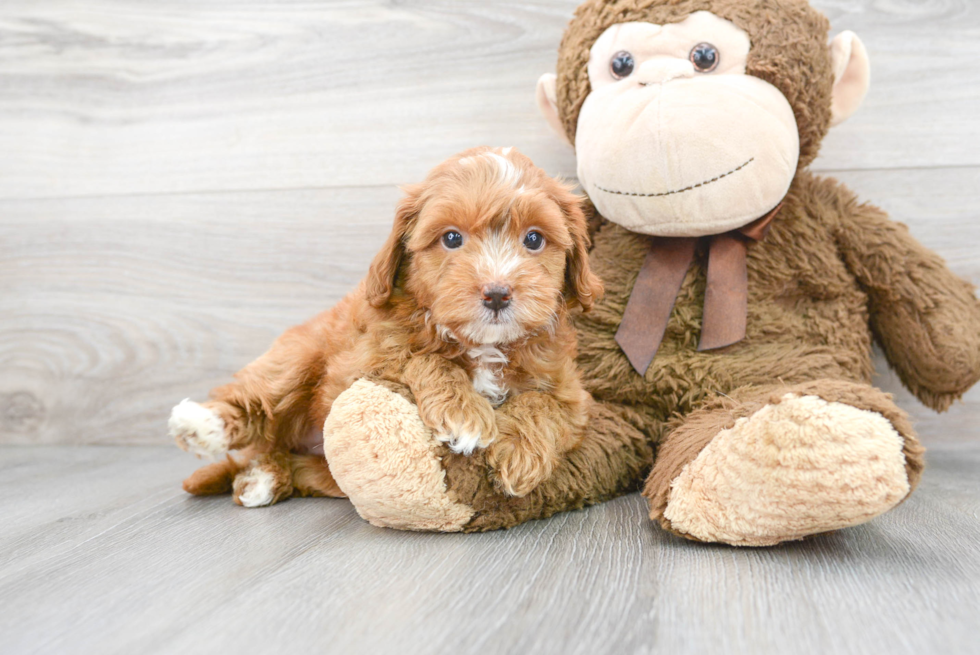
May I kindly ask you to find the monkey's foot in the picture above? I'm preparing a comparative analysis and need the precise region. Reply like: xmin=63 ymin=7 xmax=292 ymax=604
xmin=645 ymin=390 xmax=920 ymax=546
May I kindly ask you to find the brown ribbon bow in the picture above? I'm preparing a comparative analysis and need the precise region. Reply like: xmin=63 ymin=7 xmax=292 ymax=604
xmin=614 ymin=204 xmax=782 ymax=375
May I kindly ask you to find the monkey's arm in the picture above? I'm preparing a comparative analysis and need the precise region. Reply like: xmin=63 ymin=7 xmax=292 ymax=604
xmin=834 ymin=191 xmax=980 ymax=411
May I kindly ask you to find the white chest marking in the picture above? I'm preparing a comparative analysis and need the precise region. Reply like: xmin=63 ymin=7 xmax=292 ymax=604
xmin=469 ymin=345 xmax=509 ymax=406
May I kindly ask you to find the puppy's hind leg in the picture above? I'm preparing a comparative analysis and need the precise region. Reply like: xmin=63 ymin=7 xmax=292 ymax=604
xmin=182 ymin=453 xmax=248 ymax=496
xmin=291 ymin=454 xmax=347 ymax=498
xmin=169 ymin=329 xmax=323 ymax=456
xmin=233 ymin=452 xmax=294 ymax=508
xmin=172 ymin=317 xmax=334 ymax=457
xmin=182 ymin=449 xmax=296 ymax=508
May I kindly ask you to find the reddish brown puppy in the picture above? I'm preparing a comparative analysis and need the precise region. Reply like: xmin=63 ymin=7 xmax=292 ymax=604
xmin=170 ymin=147 xmax=602 ymax=505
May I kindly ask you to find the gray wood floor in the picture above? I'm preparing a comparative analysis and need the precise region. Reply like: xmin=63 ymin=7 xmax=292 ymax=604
xmin=2 ymin=1 xmax=980 ymax=653
xmin=1 ymin=444 xmax=979 ymax=655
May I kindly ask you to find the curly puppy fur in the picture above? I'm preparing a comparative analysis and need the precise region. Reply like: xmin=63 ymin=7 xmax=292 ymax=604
xmin=174 ymin=147 xmax=603 ymax=501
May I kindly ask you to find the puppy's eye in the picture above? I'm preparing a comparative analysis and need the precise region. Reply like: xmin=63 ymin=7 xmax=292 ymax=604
xmin=690 ymin=43 xmax=719 ymax=73
xmin=610 ymin=51 xmax=635 ymax=79
xmin=442 ymin=231 xmax=464 ymax=250
xmin=523 ymin=230 xmax=545 ymax=251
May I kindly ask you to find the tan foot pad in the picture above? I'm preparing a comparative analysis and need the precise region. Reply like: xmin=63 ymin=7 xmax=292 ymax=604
xmin=664 ymin=394 xmax=911 ymax=546
xmin=323 ymin=379 xmax=475 ymax=532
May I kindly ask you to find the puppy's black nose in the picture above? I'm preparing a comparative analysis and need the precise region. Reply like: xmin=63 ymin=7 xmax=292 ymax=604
xmin=481 ymin=285 xmax=512 ymax=313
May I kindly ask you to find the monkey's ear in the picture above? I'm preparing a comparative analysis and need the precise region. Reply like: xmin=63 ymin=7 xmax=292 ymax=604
xmin=365 ymin=185 xmax=422 ymax=307
xmin=829 ymin=31 xmax=870 ymax=127
xmin=536 ymin=74 xmax=573 ymax=147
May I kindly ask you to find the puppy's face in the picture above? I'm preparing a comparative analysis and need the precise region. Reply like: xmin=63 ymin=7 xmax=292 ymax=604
xmin=367 ymin=147 xmax=603 ymax=346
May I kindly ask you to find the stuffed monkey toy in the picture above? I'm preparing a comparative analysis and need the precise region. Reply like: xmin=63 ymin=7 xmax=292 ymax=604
xmin=205 ymin=0 xmax=980 ymax=545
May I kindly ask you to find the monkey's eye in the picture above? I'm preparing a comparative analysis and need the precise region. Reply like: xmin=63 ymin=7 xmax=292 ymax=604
xmin=442 ymin=231 xmax=464 ymax=249
xmin=610 ymin=51 xmax=635 ymax=79
xmin=523 ymin=230 xmax=545 ymax=251
xmin=690 ymin=43 xmax=719 ymax=72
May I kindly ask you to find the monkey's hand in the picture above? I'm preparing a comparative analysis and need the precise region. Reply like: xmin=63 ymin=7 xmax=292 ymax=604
xmin=835 ymin=189 xmax=980 ymax=411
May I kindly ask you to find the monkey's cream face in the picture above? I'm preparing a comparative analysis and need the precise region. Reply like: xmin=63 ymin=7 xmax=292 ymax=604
xmin=576 ymin=11 xmax=800 ymax=237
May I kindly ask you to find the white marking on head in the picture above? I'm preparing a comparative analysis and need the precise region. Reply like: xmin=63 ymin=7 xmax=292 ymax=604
xmin=169 ymin=399 xmax=228 ymax=457
xmin=237 ymin=466 xmax=277 ymax=508
xmin=485 ymin=152 xmax=522 ymax=188
xmin=500 ymin=147 xmax=513 ymax=156
xmin=477 ymin=230 xmax=522 ymax=281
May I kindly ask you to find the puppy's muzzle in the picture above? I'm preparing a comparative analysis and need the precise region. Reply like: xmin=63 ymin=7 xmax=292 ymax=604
xmin=481 ymin=284 xmax=512 ymax=314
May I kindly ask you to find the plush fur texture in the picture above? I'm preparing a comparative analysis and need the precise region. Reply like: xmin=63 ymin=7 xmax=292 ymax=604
xmin=318 ymin=0 xmax=980 ymax=543
xmin=648 ymin=383 xmax=917 ymax=546
xmin=175 ymin=147 xmax=603 ymax=503
xmin=643 ymin=380 xmax=924 ymax=538
xmin=555 ymin=0 xmax=836 ymax=169
xmin=324 ymin=379 xmax=476 ymax=531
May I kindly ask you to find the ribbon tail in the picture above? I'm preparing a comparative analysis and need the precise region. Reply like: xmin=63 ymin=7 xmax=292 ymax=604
xmin=615 ymin=237 xmax=697 ymax=375
xmin=698 ymin=233 xmax=748 ymax=351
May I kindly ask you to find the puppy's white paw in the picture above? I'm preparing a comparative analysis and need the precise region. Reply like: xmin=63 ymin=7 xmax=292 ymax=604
xmin=436 ymin=428 xmax=483 ymax=456
xmin=235 ymin=467 xmax=277 ymax=508
xmin=169 ymin=399 xmax=228 ymax=457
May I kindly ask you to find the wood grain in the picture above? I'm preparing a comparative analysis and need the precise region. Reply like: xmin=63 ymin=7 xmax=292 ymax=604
xmin=0 ymin=187 xmax=400 ymax=445
xmin=0 ymin=0 xmax=978 ymax=201
xmin=0 ymin=444 xmax=978 ymax=655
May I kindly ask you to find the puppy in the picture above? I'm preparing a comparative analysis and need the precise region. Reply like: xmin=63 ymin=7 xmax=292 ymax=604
xmin=170 ymin=146 xmax=603 ymax=506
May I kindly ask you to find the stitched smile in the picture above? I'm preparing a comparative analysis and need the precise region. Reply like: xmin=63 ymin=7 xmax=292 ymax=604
xmin=593 ymin=158 xmax=754 ymax=198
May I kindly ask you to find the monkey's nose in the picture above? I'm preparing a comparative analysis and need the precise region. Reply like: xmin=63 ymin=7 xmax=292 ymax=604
xmin=636 ymin=57 xmax=695 ymax=85
xmin=481 ymin=285 xmax=512 ymax=313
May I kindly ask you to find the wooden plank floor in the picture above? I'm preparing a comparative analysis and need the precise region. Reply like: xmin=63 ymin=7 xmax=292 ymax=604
xmin=1 ymin=444 xmax=979 ymax=655
xmin=2 ymin=1 xmax=980 ymax=653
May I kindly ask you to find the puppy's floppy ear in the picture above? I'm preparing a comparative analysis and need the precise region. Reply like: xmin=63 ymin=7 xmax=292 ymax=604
xmin=365 ymin=184 xmax=422 ymax=307
xmin=556 ymin=188 xmax=603 ymax=312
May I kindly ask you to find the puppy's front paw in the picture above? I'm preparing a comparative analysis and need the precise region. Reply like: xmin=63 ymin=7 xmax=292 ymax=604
xmin=169 ymin=399 xmax=229 ymax=457
xmin=487 ymin=436 xmax=557 ymax=497
xmin=424 ymin=394 xmax=497 ymax=456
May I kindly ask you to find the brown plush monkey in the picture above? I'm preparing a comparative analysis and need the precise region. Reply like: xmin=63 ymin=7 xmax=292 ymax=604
xmin=268 ymin=0 xmax=980 ymax=545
